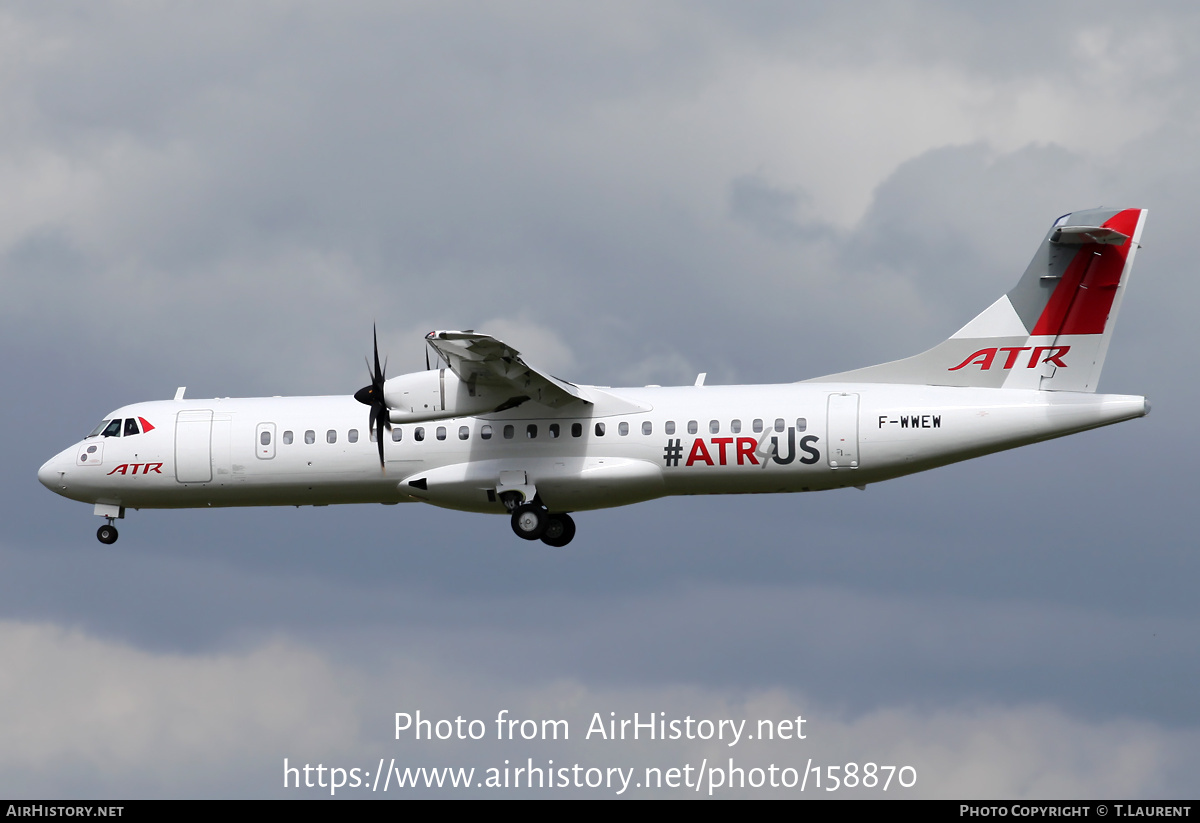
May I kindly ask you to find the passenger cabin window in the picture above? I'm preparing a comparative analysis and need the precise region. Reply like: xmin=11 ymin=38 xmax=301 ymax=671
xmin=618 ymin=422 xmax=629 ymax=436
xmin=260 ymin=431 xmax=271 ymax=446
xmin=102 ymin=420 xmax=122 ymax=438
xmin=348 ymin=429 xmax=359 ymax=443
xmin=283 ymin=430 xmax=293 ymax=445
xmin=436 ymin=426 xmax=447 ymax=441
xmin=327 ymin=430 xmax=337 ymax=444
xmin=642 ymin=421 xmax=652 ymax=435
xmin=414 ymin=427 xmax=425 ymax=442
xmin=549 ymin=423 xmax=560 ymax=439
xmin=459 ymin=426 xmax=469 ymax=440
xmin=774 ymin=418 xmax=785 ymax=432
xmin=124 ymin=418 xmax=140 ymax=437
xmin=753 ymin=419 xmax=763 ymax=433
xmin=304 ymin=430 xmax=315 ymax=445
xmin=595 ymin=422 xmax=605 ymax=436
xmin=731 ymin=419 xmax=742 ymax=434
xmin=572 ymin=423 xmax=582 ymax=437
xmin=526 ymin=424 xmax=537 ymax=439
xmin=687 ymin=420 xmax=697 ymax=435
xmin=504 ymin=425 xmax=515 ymax=439
xmin=796 ymin=418 xmax=807 ymax=432
xmin=665 ymin=421 xmax=675 ymax=435
xmin=709 ymin=420 xmax=719 ymax=434
xmin=481 ymin=425 xmax=493 ymax=440
xmin=392 ymin=428 xmax=402 ymax=442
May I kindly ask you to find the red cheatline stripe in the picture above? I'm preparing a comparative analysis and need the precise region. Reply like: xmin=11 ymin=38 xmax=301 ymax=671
xmin=1031 ymin=208 xmax=1141 ymax=336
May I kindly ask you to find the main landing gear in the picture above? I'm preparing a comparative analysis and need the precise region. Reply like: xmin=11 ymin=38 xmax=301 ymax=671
xmin=505 ymin=497 xmax=577 ymax=547
xmin=96 ymin=519 xmax=119 ymax=545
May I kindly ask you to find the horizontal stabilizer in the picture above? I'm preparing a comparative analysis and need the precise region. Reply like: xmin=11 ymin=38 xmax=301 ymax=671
xmin=1050 ymin=225 xmax=1129 ymax=245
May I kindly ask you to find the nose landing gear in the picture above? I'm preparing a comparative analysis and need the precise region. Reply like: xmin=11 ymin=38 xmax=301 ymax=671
xmin=96 ymin=519 xmax=119 ymax=544
xmin=93 ymin=503 xmax=124 ymax=545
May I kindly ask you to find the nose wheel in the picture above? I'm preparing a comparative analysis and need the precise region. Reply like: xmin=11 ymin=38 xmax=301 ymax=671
xmin=96 ymin=520 xmax=119 ymax=545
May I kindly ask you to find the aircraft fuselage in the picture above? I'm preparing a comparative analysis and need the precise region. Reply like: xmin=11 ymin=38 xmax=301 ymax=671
xmin=38 ymin=382 xmax=1146 ymax=518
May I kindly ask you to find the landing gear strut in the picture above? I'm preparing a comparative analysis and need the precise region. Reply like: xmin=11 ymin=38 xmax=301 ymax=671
xmin=96 ymin=519 xmax=119 ymax=545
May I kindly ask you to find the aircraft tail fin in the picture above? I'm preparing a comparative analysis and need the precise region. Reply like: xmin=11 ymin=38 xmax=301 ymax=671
xmin=806 ymin=207 xmax=1147 ymax=392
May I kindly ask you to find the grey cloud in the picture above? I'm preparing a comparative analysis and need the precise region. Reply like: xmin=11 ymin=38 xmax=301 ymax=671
xmin=7 ymin=1 xmax=1200 ymax=798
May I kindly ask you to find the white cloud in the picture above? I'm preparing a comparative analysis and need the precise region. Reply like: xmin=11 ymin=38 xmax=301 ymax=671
xmin=0 ymin=619 xmax=1192 ymax=798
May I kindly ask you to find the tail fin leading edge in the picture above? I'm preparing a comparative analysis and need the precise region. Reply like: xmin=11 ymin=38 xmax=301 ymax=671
xmin=807 ymin=207 xmax=1147 ymax=392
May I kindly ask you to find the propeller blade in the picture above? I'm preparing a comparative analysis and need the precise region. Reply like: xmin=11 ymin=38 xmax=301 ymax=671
xmin=355 ymin=324 xmax=392 ymax=470
xmin=373 ymin=324 xmax=385 ymax=383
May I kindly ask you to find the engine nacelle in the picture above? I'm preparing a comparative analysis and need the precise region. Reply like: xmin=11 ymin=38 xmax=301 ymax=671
xmin=383 ymin=369 xmax=513 ymax=423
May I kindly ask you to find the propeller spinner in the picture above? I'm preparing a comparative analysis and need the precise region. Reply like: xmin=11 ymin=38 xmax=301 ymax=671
xmin=353 ymin=326 xmax=391 ymax=468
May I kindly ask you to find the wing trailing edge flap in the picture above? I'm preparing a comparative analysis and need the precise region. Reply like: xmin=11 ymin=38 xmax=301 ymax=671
xmin=424 ymin=330 xmax=649 ymax=415
xmin=425 ymin=330 xmax=588 ymax=408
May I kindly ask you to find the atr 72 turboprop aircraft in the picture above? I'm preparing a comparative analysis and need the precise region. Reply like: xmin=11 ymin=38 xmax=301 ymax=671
xmin=40 ymin=207 xmax=1149 ymax=547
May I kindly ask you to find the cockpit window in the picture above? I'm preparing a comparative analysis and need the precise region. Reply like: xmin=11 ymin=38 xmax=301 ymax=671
xmin=124 ymin=418 xmax=141 ymax=437
xmin=101 ymin=419 xmax=123 ymax=438
xmin=88 ymin=420 xmax=111 ymax=438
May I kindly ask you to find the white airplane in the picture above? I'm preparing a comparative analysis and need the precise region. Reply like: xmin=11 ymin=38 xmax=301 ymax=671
xmin=39 ymin=207 xmax=1149 ymax=547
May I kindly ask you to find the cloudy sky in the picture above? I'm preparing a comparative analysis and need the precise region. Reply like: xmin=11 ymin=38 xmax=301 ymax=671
xmin=6 ymin=2 xmax=1199 ymax=798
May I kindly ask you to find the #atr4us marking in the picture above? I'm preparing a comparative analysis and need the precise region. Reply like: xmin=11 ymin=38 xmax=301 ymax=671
xmin=38 ymin=207 xmax=1150 ymax=547
xmin=663 ymin=429 xmax=821 ymax=468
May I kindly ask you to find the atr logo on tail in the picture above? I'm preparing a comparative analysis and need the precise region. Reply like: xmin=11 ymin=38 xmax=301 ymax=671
xmin=949 ymin=346 xmax=1070 ymax=372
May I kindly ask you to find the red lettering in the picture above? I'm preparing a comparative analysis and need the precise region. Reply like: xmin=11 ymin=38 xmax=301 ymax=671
xmin=951 ymin=345 xmax=1070 ymax=371
xmin=711 ymin=437 xmax=733 ymax=465
xmin=685 ymin=439 xmax=714 ymax=467
xmin=997 ymin=346 xmax=1032 ymax=369
xmin=948 ymin=348 xmax=998 ymax=371
xmin=1029 ymin=345 xmax=1070 ymax=368
xmin=736 ymin=438 xmax=760 ymax=466
xmin=105 ymin=462 xmax=162 ymax=476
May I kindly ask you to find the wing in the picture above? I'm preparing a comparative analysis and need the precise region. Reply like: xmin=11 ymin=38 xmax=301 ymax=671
xmin=424 ymin=330 xmax=593 ymax=409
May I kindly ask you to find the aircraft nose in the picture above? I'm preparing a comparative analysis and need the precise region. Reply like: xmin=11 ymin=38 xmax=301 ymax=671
xmin=38 ymin=451 xmax=69 ymax=491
